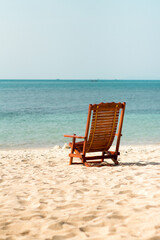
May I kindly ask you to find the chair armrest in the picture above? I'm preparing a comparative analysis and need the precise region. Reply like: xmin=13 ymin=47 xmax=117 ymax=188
xmin=64 ymin=134 xmax=86 ymax=139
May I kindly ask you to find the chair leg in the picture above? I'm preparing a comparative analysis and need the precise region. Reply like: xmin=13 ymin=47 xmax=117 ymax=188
xmin=69 ymin=157 xmax=73 ymax=165
xmin=69 ymin=146 xmax=74 ymax=165
xmin=82 ymin=155 xmax=85 ymax=164
xmin=111 ymin=156 xmax=119 ymax=165
xmin=69 ymin=136 xmax=76 ymax=165
xmin=69 ymin=148 xmax=74 ymax=165
xmin=101 ymin=151 xmax=105 ymax=162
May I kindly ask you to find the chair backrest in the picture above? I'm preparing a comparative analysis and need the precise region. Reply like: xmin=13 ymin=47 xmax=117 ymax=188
xmin=85 ymin=102 xmax=125 ymax=153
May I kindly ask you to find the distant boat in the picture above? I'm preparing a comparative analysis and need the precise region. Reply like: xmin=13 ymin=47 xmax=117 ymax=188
xmin=91 ymin=80 xmax=98 ymax=82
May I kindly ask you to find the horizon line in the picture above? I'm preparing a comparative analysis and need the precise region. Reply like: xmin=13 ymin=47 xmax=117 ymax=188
xmin=0 ymin=79 xmax=160 ymax=81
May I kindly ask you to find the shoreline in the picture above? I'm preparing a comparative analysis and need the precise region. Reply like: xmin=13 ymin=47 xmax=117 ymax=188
xmin=0 ymin=142 xmax=160 ymax=151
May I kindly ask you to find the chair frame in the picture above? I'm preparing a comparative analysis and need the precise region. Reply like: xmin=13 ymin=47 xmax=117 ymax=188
xmin=64 ymin=102 xmax=126 ymax=167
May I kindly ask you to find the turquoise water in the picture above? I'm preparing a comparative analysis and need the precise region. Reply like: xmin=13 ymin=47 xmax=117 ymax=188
xmin=0 ymin=80 xmax=160 ymax=149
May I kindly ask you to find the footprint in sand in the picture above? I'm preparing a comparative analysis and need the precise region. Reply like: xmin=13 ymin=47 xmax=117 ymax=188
xmin=48 ymin=221 xmax=64 ymax=231
xmin=21 ymin=230 xmax=30 ymax=236
xmin=118 ymin=190 xmax=132 ymax=195
xmin=125 ymin=176 xmax=133 ymax=180
xmin=82 ymin=215 xmax=97 ymax=221
xmin=48 ymin=221 xmax=74 ymax=231
xmin=55 ymin=203 xmax=82 ymax=210
xmin=107 ymin=212 xmax=126 ymax=220
xmin=20 ymin=214 xmax=45 ymax=221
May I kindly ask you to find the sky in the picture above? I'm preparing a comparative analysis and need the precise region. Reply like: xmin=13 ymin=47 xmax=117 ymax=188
xmin=0 ymin=0 xmax=160 ymax=80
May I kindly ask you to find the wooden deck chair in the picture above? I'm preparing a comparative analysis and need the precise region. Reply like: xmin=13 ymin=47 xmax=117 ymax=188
xmin=64 ymin=102 xmax=126 ymax=167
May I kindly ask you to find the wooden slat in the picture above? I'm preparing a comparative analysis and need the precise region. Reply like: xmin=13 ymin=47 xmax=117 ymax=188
xmin=89 ymin=141 xmax=108 ymax=144
xmin=90 ymin=136 xmax=112 ymax=139
xmin=92 ymin=114 xmax=119 ymax=119
xmin=94 ymin=125 xmax=118 ymax=129
xmin=93 ymin=125 xmax=115 ymax=129
xmin=95 ymin=117 xmax=119 ymax=121
xmin=96 ymin=113 xmax=119 ymax=117
xmin=95 ymin=125 xmax=118 ymax=129
xmin=91 ymin=139 xmax=115 ymax=143
xmin=94 ymin=118 xmax=119 ymax=122
xmin=89 ymin=134 xmax=114 ymax=138
xmin=94 ymin=114 xmax=115 ymax=116
xmin=89 ymin=131 xmax=117 ymax=135
xmin=90 ymin=130 xmax=117 ymax=134
xmin=93 ymin=111 xmax=116 ymax=114
xmin=92 ymin=122 xmax=118 ymax=127
xmin=93 ymin=129 xmax=117 ymax=132
xmin=92 ymin=134 xmax=114 ymax=137
xmin=89 ymin=142 xmax=109 ymax=146
xmin=96 ymin=115 xmax=119 ymax=118
xmin=94 ymin=129 xmax=117 ymax=132
xmin=87 ymin=142 xmax=110 ymax=146
xmin=93 ymin=110 xmax=120 ymax=114
xmin=90 ymin=125 xmax=118 ymax=130
xmin=90 ymin=125 xmax=117 ymax=129
xmin=93 ymin=114 xmax=116 ymax=118
xmin=90 ymin=136 xmax=115 ymax=141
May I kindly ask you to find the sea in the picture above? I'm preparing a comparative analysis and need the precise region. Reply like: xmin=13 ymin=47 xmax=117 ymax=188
xmin=0 ymin=80 xmax=160 ymax=149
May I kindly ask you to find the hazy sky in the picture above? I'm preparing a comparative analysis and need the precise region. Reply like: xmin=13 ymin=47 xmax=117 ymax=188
xmin=0 ymin=0 xmax=160 ymax=79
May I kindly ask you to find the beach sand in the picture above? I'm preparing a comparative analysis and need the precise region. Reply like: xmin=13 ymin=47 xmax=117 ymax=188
xmin=0 ymin=145 xmax=160 ymax=240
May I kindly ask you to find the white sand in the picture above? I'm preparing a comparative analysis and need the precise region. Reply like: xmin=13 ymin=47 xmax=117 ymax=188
xmin=0 ymin=145 xmax=160 ymax=240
